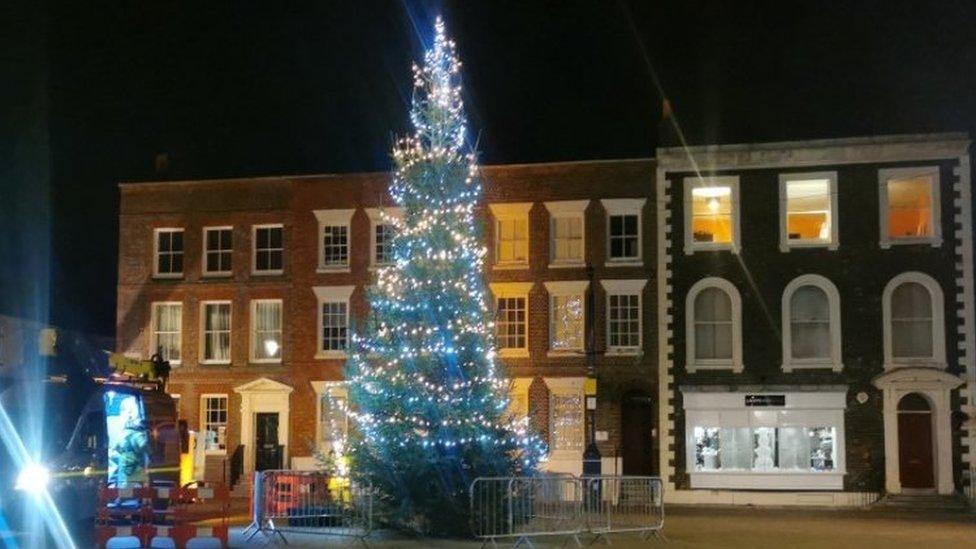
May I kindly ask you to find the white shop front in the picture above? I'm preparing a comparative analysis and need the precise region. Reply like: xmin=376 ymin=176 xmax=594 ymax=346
xmin=682 ymin=387 xmax=847 ymax=490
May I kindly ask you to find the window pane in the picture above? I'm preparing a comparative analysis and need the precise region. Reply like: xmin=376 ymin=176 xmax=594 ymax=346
xmin=319 ymin=394 xmax=348 ymax=449
xmin=203 ymin=396 xmax=227 ymax=452
xmin=786 ymin=179 xmax=831 ymax=242
xmin=496 ymin=297 xmax=526 ymax=349
xmin=322 ymin=302 xmax=348 ymax=351
xmin=203 ymin=303 xmax=231 ymax=361
xmin=695 ymin=288 xmax=731 ymax=321
xmin=691 ymin=187 xmax=733 ymax=244
xmin=608 ymin=214 xmax=639 ymax=259
xmin=323 ymin=225 xmax=348 ymax=266
xmin=791 ymin=321 xmax=830 ymax=359
xmin=887 ymin=175 xmax=933 ymax=239
xmin=551 ymin=394 xmax=583 ymax=452
xmin=255 ymin=227 xmax=284 ymax=272
xmin=608 ymin=294 xmax=640 ymax=349
xmin=152 ymin=303 xmax=182 ymax=362
xmin=552 ymin=217 xmax=583 ymax=262
xmin=891 ymin=282 xmax=934 ymax=358
xmin=497 ymin=218 xmax=528 ymax=263
xmin=252 ymin=301 xmax=282 ymax=360
xmin=891 ymin=282 xmax=932 ymax=317
xmin=551 ymin=294 xmax=584 ymax=350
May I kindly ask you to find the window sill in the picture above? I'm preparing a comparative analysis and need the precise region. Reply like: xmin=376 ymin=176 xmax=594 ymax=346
xmin=252 ymin=270 xmax=284 ymax=276
xmin=250 ymin=359 xmax=283 ymax=366
xmin=880 ymin=237 xmax=942 ymax=249
xmin=689 ymin=471 xmax=844 ymax=490
xmin=686 ymin=362 xmax=743 ymax=373
xmin=316 ymin=352 xmax=349 ymax=360
xmin=493 ymin=263 xmax=530 ymax=271
xmin=317 ymin=267 xmax=351 ymax=274
xmin=606 ymin=348 xmax=641 ymax=357
xmin=780 ymin=241 xmax=838 ymax=252
xmin=782 ymin=361 xmax=843 ymax=373
xmin=200 ymin=361 xmax=231 ymax=366
xmin=604 ymin=259 xmax=642 ymax=268
xmin=498 ymin=349 xmax=530 ymax=359
xmin=547 ymin=350 xmax=585 ymax=358
xmin=548 ymin=261 xmax=585 ymax=269
xmin=883 ymin=361 xmax=947 ymax=371
xmin=152 ymin=273 xmax=184 ymax=280
xmin=685 ymin=244 xmax=736 ymax=255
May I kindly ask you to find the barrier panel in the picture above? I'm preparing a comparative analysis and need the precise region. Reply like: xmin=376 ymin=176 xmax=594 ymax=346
xmin=582 ymin=476 xmax=664 ymax=541
xmin=95 ymin=483 xmax=230 ymax=548
xmin=243 ymin=470 xmax=373 ymax=545
xmin=470 ymin=474 xmax=665 ymax=547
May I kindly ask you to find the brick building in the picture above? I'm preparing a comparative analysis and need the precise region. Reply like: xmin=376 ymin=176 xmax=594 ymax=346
xmin=115 ymin=159 xmax=657 ymax=485
xmin=656 ymin=133 xmax=976 ymax=506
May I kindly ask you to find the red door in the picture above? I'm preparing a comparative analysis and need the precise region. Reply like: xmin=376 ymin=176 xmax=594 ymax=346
xmin=898 ymin=411 xmax=934 ymax=489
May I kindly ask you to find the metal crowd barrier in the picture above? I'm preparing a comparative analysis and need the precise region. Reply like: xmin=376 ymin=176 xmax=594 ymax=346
xmin=470 ymin=474 xmax=665 ymax=547
xmin=242 ymin=470 xmax=373 ymax=545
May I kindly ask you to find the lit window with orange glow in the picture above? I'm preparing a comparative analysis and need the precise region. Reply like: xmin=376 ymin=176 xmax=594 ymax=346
xmin=684 ymin=176 xmax=740 ymax=254
xmin=878 ymin=167 xmax=941 ymax=248
xmin=778 ymin=172 xmax=838 ymax=251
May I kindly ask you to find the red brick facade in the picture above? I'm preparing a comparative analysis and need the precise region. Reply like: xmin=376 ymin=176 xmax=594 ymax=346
xmin=116 ymin=159 xmax=657 ymax=481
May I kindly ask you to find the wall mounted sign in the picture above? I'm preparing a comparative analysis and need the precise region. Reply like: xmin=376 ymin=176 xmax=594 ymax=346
xmin=744 ymin=394 xmax=786 ymax=407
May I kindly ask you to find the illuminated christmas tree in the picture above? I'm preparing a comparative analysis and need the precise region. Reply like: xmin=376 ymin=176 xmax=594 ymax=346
xmin=343 ymin=18 xmax=545 ymax=535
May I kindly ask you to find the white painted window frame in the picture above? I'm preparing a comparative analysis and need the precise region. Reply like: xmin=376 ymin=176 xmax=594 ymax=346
xmin=489 ymin=282 xmax=534 ymax=358
xmin=199 ymin=300 xmax=232 ymax=365
xmin=153 ymin=227 xmax=185 ymax=279
xmin=313 ymin=209 xmax=355 ymax=273
xmin=311 ymin=381 xmax=349 ymax=453
xmin=251 ymin=224 xmax=284 ymax=276
xmin=544 ymin=377 xmax=586 ymax=459
xmin=878 ymin=166 xmax=942 ymax=249
xmin=489 ymin=202 xmax=533 ymax=270
xmin=364 ymin=207 xmax=403 ymax=268
xmin=781 ymin=275 xmax=843 ymax=372
xmin=544 ymin=200 xmax=589 ymax=268
xmin=683 ymin=176 xmax=741 ymax=255
xmin=601 ymin=279 xmax=647 ymax=356
xmin=685 ymin=277 xmax=743 ymax=373
xmin=150 ymin=301 xmax=183 ymax=365
xmin=778 ymin=172 xmax=839 ymax=252
xmin=200 ymin=393 xmax=229 ymax=456
xmin=544 ymin=280 xmax=589 ymax=357
xmin=602 ymin=198 xmax=646 ymax=266
xmin=314 ymin=285 xmax=355 ymax=359
xmin=202 ymin=226 xmax=234 ymax=277
xmin=249 ymin=298 xmax=283 ymax=364
xmin=882 ymin=271 xmax=946 ymax=370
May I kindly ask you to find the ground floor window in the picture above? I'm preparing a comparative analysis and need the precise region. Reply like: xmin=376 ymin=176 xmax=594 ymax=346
xmin=201 ymin=394 xmax=228 ymax=454
xmin=682 ymin=389 xmax=846 ymax=490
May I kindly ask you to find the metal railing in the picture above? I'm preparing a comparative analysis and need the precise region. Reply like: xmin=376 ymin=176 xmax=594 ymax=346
xmin=229 ymin=444 xmax=245 ymax=489
xmin=242 ymin=469 xmax=373 ymax=545
xmin=470 ymin=474 xmax=665 ymax=547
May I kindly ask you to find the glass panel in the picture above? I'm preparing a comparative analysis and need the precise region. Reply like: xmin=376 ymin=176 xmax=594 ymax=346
xmin=152 ymin=303 xmax=182 ymax=362
xmin=323 ymin=225 xmax=348 ymax=266
xmin=608 ymin=214 xmax=639 ymax=259
xmin=203 ymin=396 xmax=227 ymax=452
xmin=497 ymin=218 xmax=528 ymax=263
xmin=891 ymin=282 xmax=934 ymax=358
xmin=609 ymin=294 xmax=640 ymax=349
xmin=496 ymin=297 xmax=526 ymax=349
xmin=887 ymin=175 xmax=933 ymax=239
xmin=551 ymin=394 xmax=583 ymax=452
xmin=552 ymin=217 xmax=583 ymax=262
xmin=785 ymin=179 xmax=831 ymax=242
xmin=204 ymin=303 xmax=231 ymax=361
xmin=322 ymin=302 xmax=348 ymax=351
xmin=790 ymin=286 xmax=831 ymax=359
xmin=694 ymin=426 xmax=836 ymax=473
xmin=319 ymin=394 xmax=348 ymax=448
xmin=691 ymin=186 xmax=733 ymax=244
xmin=252 ymin=301 xmax=282 ymax=360
xmin=551 ymin=294 xmax=584 ymax=350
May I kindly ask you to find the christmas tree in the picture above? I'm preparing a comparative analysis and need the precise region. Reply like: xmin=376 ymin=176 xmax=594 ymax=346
xmin=343 ymin=18 xmax=545 ymax=535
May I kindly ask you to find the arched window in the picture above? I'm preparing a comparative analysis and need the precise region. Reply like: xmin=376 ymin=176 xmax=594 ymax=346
xmin=782 ymin=275 xmax=842 ymax=372
xmin=686 ymin=277 xmax=742 ymax=372
xmin=882 ymin=272 xmax=945 ymax=369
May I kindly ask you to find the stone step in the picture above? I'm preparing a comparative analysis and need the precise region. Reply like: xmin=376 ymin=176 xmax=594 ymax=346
xmin=876 ymin=494 xmax=969 ymax=511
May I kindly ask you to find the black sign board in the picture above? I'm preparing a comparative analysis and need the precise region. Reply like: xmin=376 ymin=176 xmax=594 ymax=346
xmin=745 ymin=394 xmax=785 ymax=407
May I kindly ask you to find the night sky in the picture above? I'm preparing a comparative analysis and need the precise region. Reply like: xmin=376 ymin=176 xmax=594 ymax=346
xmin=1 ymin=0 xmax=974 ymax=338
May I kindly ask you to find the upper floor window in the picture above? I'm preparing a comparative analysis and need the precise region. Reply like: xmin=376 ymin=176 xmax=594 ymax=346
xmin=250 ymin=299 xmax=282 ymax=363
xmin=879 ymin=167 xmax=941 ymax=248
xmin=365 ymin=208 xmax=402 ymax=267
xmin=203 ymin=227 xmax=233 ymax=276
xmin=314 ymin=209 xmax=355 ymax=272
xmin=252 ymin=224 xmax=284 ymax=275
xmin=601 ymin=279 xmax=647 ymax=355
xmin=490 ymin=282 xmax=534 ymax=358
xmin=882 ymin=272 xmax=945 ymax=368
xmin=489 ymin=203 xmax=532 ymax=268
xmin=544 ymin=280 xmax=588 ymax=356
xmin=686 ymin=277 xmax=742 ymax=372
xmin=201 ymin=301 xmax=231 ymax=364
xmin=314 ymin=286 xmax=355 ymax=358
xmin=602 ymin=198 xmax=645 ymax=266
xmin=781 ymin=275 xmax=842 ymax=372
xmin=544 ymin=200 xmax=588 ymax=268
xmin=154 ymin=228 xmax=184 ymax=278
xmin=684 ymin=177 xmax=740 ymax=254
xmin=779 ymin=172 xmax=839 ymax=251
xmin=150 ymin=302 xmax=182 ymax=365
